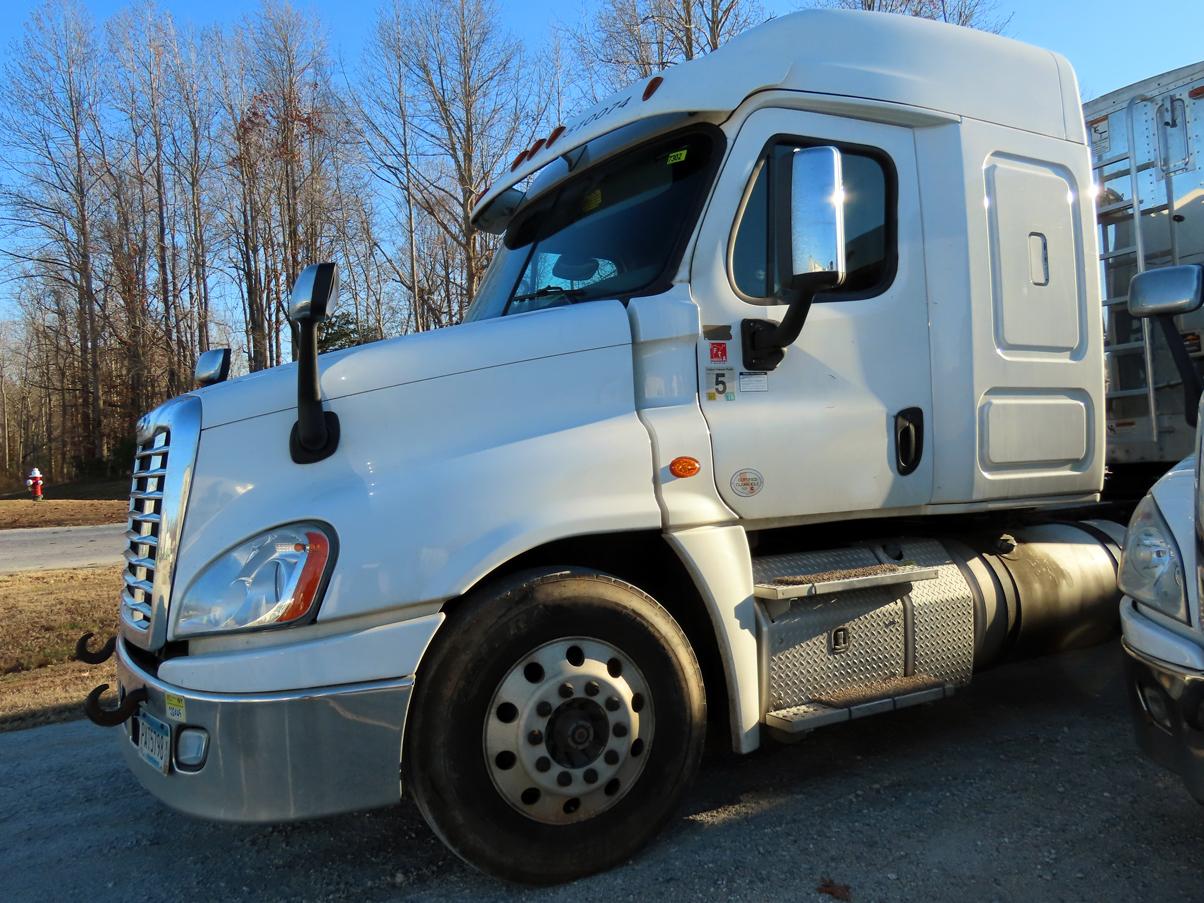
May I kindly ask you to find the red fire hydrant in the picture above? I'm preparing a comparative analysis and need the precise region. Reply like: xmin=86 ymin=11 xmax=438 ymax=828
xmin=25 ymin=467 xmax=43 ymax=502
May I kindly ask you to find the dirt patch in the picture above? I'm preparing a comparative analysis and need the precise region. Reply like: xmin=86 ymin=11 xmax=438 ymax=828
xmin=0 ymin=662 xmax=115 ymax=731
xmin=0 ymin=499 xmax=128 ymax=529
xmin=0 ymin=566 xmax=121 ymax=731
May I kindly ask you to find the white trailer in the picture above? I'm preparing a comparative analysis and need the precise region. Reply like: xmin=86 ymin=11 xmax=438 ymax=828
xmin=1086 ymin=63 xmax=1204 ymax=467
xmin=80 ymin=10 xmax=1140 ymax=883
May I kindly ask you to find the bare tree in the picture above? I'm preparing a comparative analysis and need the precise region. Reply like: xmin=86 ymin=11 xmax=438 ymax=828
xmin=822 ymin=0 xmax=1011 ymax=33
xmin=566 ymin=0 xmax=764 ymax=99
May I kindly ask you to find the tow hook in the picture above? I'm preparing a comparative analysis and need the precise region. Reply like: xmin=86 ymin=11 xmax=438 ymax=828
xmin=74 ymin=632 xmax=116 ymax=665
xmin=84 ymin=684 xmax=146 ymax=727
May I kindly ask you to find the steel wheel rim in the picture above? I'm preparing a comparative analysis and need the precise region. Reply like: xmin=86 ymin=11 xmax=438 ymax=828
xmin=483 ymin=636 xmax=654 ymax=825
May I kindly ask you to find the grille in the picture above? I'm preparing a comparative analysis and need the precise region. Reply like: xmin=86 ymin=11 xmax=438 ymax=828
xmin=122 ymin=430 xmax=170 ymax=634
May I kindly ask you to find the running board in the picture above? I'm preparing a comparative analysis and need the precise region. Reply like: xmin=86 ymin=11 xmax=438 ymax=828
xmin=765 ymin=679 xmax=954 ymax=735
xmin=753 ymin=563 xmax=939 ymax=600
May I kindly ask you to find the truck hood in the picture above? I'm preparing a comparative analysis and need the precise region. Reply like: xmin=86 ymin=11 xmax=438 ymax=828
xmin=191 ymin=303 xmax=634 ymax=430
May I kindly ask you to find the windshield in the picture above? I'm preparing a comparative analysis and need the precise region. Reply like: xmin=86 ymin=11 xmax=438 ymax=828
xmin=465 ymin=128 xmax=719 ymax=321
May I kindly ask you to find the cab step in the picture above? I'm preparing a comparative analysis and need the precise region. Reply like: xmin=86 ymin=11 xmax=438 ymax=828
xmin=753 ymin=562 xmax=939 ymax=600
xmin=765 ymin=676 xmax=954 ymax=735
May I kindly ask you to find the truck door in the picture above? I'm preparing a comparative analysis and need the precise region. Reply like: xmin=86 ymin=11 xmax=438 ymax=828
xmin=690 ymin=108 xmax=932 ymax=521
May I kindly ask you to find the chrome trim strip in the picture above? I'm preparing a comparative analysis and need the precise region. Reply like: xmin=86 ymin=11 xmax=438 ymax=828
xmin=121 ymin=394 xmax=202 ymax=651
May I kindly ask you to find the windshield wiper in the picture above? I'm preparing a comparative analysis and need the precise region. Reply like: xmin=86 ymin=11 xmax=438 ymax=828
xmin=510 ymin=285 xmax=588 ymax=303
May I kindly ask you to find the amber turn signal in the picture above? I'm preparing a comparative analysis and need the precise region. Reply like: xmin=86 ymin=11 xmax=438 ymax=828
xmin=669 ymin=456 xmax=701 ymax=478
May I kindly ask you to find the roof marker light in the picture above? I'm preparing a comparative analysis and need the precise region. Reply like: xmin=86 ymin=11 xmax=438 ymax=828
xmin=528 ymin=137 xmax=546 ymax=158
xmin=642 ymin=76 xmax=663 ymax=101
xmin=510 ymin=149 xmax=529 ymax=171
xmin=546 ymin=125 xmax=565 ymax=147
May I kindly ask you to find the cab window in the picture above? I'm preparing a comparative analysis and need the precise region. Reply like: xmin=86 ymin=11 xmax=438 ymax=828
xmin=731 ymin=141 xmax=895 ymax=300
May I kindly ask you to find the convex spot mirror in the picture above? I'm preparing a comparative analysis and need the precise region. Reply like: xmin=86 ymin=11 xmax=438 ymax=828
xmin=194 ymin=347 xmax=231 ymax=387
xmin=1128 ymin=264 xmax=1204 ymax=319
xmin=778 ymin=145 xmax=847 ymax=294
xmin=289 ymin=262 xmax=339 ymax=323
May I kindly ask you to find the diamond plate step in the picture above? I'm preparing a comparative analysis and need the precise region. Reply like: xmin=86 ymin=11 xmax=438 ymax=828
xmin=753 ymin=564 xmax=939 ymax=600
xmin=764 ymin=681 xmax=954 ymax=735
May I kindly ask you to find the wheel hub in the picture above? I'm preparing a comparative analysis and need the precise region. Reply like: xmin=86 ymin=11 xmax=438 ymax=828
xmin=484 ymin=638 xmax=654 ymax=825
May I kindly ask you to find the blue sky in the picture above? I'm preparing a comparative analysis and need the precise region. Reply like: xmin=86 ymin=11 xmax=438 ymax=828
xmin=0 ymin=0 xmax=1201 ymax=102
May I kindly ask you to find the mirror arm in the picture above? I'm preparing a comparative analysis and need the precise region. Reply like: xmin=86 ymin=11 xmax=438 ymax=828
xmin=740 ymin=283 xmax=820 ymax=372
xmin=1156 ymin=314 xmax=1202 ymax=429
xmin=289 ymin=318 xmax=340 ymax=463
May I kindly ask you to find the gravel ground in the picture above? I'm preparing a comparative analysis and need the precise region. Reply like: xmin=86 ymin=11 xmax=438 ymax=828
xmin=2 ymin=642 xmax=1201 ymax=902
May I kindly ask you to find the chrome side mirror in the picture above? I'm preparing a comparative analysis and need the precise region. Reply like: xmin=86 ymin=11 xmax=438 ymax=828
xmin=194 ymin=348 xmax=231 ymax=387
xmin=781 ymin=145 xmax=847 ymax=292
xmin=742 ymin=145 xmax=847 ymax=371
xmin=1128 ymin=265 xmax=1204 ymax=319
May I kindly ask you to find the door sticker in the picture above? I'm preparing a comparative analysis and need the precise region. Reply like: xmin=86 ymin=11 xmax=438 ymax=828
xmin=709 ymin=341 xmax=728 ymax=363
xmin=706 ymin=369 xmax=736 ymax=402
xmin=730 ymin=469 xmax=764 ymax=497
xmin=738 ymin=371 xmax=768 ymax=392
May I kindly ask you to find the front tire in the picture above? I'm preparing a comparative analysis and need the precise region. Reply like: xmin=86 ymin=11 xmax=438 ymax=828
xmin=405 ymin=569 xmax=706 ymax=884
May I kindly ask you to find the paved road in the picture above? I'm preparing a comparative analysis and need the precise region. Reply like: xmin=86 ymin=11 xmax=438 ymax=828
xmin=2 ymin=643 xmax=1201 ymax=902
xmin=0 ymin=523 xmax=126 ymax=573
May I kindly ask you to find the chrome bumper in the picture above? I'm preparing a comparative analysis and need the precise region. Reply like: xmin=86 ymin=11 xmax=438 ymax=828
xmin=116 ymin=638 xmax=412 ymax=822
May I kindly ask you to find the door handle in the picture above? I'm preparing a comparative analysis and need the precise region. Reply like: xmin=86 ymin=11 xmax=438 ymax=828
xmin=894 ymin=407 xmax=924 ymax=476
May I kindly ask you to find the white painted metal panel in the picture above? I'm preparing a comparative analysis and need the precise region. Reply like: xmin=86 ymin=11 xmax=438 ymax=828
xmin=173 ymin=301 xmax=661 ymax=632
xmin=979 ymin=393 xmax=1089 ymax=469
xmin=921 ymin=118 xmax=1104 ymax=502
xmin=690 ymin=106 xmax=933 ymax=521
xmin=159 ymin=614 xmax=444 ymax=693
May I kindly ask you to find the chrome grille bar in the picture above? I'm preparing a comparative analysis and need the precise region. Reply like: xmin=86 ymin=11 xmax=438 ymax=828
xmin=119 ymin=395 xmax=201 ymax=650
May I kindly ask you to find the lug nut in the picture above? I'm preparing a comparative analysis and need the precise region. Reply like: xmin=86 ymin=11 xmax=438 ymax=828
xmin=585 ymin=680 xmax=600 ymax=697
xmin=557 ymin=771 xmax=572 ymax=787
xmin=536 ymin=700 xmax=552 ymax=717
xmin=528 ymin=729 xmax=543 ymax=746
xmin=604 ymin=749 xmax=619 ymax=765
xmin=584 ymin=768 xmax=598 ymax=784
xmin=559 ymin=682 xmax=574 ymax=699
xmin=613 ymin=722 xmax=628 ymax=738
xmin=536 ymin=756 xmax=551 ymax=772
xmin=605 ymin=696 xmax=620 ymax=712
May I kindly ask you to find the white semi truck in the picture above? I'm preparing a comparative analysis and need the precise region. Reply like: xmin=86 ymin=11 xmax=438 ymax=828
xmin=78 ymin=10 xmax=1146 ymax=883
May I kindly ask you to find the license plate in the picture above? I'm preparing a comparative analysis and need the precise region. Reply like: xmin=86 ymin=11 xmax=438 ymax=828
xmin=137 ymin=708 xmax=171 ymax=774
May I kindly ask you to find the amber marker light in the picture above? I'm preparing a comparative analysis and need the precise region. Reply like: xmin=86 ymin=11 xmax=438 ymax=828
xmin=669 ymin=456 xmax=701 ymax=478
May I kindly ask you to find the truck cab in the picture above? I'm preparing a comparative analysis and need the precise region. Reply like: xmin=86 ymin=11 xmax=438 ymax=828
xmin=1116 ymin=263 xmax=1204 ymax=799
xmin=88 ymin=10 xmax=1130 ymax=883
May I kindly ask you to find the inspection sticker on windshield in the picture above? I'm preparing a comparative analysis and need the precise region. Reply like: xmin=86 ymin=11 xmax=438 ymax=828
xmin=666 ymin=149 xmax=688 ymax=165
xmin=164 ymin=692 xmax=186 ymax=723
xmin=738 ymin=371 xmax=768 ymax=392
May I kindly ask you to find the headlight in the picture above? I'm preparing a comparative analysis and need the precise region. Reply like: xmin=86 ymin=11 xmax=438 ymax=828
xmin=174 ymin=522 xmax=335 ymax=638
xmin=1119 ymin=495 xmax=1188 ymax=622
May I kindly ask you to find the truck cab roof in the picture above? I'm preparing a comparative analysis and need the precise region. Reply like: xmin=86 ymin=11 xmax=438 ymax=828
xmin=472 ymin=8 xmax=1085 ymax=228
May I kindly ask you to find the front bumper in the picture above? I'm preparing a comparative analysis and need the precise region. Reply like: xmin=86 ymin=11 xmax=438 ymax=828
xmin=116 ymin=638 xmax=412 ymax=822
xmin=1122 ymin=638 xmax=1204 ymax=802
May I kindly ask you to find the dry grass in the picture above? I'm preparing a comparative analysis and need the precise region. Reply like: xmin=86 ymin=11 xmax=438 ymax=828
xmin=0 ymin=499 xmax=128 ymax=529
xmin=0 ymin=566 xmax=121 ymax=731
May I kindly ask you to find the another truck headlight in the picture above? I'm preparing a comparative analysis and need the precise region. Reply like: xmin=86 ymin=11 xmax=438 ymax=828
xmin=1119 ymin=495 xmax=1188 ymax=622
xmin=174 ymin=523 xmax=335 ymax=638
